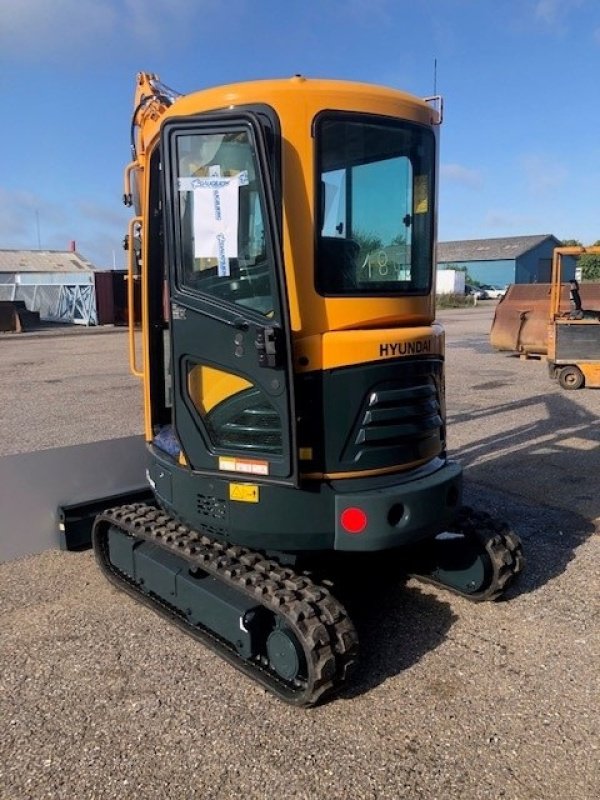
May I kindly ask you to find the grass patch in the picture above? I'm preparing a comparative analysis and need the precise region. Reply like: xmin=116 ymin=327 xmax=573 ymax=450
xmin=435 ymin=293 xmax=477 ymax=309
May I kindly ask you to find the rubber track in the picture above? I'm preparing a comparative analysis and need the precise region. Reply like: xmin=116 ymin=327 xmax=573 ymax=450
xmin=409 ymin=506 xmax=525 ymax=602
xmin=92 ymin=503 xmax=358 ymax=706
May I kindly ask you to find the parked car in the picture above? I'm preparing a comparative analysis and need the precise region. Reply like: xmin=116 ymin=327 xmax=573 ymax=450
xmin=464 ymin=284 xmax=488 ymax=299
xmin=479 ymin=284 xmax=506 ymax=299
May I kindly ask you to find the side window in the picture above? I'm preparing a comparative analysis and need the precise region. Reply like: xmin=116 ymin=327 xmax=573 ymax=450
xmin=321 ymin=169 xmax=346 ymax=238
xmin=175 ymin=129 xmax=275 ymax=316
xmin=352 ymin=156 xmax=413 ymax=284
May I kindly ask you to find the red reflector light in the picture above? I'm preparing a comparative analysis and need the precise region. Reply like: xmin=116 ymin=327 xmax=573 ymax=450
xmin=340 ymin=507 xmax=367 ymax=534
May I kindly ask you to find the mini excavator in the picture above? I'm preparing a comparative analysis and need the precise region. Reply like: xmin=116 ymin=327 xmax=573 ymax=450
xmin=93 ymin=73 xmax=524 ymax=705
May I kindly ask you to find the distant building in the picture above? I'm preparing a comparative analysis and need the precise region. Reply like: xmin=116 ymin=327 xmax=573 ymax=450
xmin=0 ymin=245 xmax=98 ymax=325
xmin=437 ymin=234 xmax=576 ymax=286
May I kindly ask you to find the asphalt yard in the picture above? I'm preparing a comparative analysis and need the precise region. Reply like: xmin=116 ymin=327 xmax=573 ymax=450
xmin=0 ymin=308 xmax=598 ymax=799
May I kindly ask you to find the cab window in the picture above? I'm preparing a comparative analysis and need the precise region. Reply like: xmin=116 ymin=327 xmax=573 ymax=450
xmin=316 ymin=114 xmax=435 ymax=296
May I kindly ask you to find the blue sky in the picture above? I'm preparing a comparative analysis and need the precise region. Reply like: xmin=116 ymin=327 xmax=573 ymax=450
xmin=0 ymin=0 xmax=599 ymax=267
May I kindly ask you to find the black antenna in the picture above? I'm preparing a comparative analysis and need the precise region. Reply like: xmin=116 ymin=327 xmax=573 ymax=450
xmin=433 ymin=58 xmax=437 ymax=96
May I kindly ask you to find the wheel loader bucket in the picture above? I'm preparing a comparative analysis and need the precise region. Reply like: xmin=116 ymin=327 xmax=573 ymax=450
xmin=490 ymin=283 xmax=600 ymax=355
xmin=490 ymin=284 xmax=554 ymax=356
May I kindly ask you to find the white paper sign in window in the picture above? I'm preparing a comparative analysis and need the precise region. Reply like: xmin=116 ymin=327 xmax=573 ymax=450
xmin=179 ymin=171 xmax=249 ymax=277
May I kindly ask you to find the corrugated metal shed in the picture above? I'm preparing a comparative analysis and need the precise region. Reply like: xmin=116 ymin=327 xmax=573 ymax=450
xmin=0 ymin=249 xmax=98 ymax=325
xmin=437 ymin=234 xmax=558 ymax=263
xmin=0 ymin=250 xmax=95 ymax=273
xmin=436 ymin=234 xmax=575 ymax=286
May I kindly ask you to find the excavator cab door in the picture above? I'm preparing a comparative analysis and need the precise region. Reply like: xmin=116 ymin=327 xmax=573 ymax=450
xmin=161 ymin=111 xmax=298 ymax=485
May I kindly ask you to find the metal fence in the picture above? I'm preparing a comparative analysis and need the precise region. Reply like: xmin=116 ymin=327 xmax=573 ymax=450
xmin=0 ymin=281 xmax=97 ymax=325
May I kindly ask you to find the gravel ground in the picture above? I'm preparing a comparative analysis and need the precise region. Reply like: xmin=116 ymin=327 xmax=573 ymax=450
xmin=0 ymin=308 xmax=598 ymax=800
xmin=0 ymin=327 xmax=142 ymax=457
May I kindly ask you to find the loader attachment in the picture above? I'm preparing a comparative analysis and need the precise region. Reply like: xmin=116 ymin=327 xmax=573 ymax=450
xmin=490 ymin=284 xmax=553 ymax=356
xmin=491 ymin=283 xmax=600 ymax=356
xmin=490 ymin=284 xmax=552 ymax=356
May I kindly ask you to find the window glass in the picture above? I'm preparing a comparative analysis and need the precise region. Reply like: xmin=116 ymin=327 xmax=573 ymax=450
xmin=175 ymin=129 xmax=275 ymax=316
xmin=187 ymin=362 xmax=282 ymax=455
xmin=317 ymin=116 xmax=435 ymax=295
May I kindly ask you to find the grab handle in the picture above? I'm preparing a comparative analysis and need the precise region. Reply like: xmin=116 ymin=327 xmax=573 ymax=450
xmin=126 ymin=216 xmax=144 ymax=378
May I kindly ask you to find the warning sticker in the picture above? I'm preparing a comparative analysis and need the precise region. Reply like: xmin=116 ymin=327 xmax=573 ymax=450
xmin=229 ymin=483 xmax=260 ymax=503
xmin=219 ymin=456 xmax=269 ymax=476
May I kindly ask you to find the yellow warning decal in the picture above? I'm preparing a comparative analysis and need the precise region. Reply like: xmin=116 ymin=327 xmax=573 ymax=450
xmin=219 ymin=456 xmax=269 ymax=476
xmin=229 ymin=483 xmax=260 ymax=503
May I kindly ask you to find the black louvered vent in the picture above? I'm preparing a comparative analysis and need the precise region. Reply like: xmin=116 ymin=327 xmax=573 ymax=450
xmin=206 ymin=389 xmax=283 ymax=455
xmin=341 ymin=374 xmax=443 ymax=469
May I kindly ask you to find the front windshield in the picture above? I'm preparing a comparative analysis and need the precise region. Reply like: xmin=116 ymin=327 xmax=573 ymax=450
xmin=316 ymin=114 xmax=435 ymax=296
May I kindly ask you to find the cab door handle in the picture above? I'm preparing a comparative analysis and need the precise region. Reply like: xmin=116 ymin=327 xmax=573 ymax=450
xmin=255 ymin=326 xmax=281 ymax=368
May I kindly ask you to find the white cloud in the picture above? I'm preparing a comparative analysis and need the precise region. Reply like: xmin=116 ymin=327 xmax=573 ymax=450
xmin=440 ymin=163 xmax=483 ymax=189
xmin=0 ymin=0 xmax=206 ymax=60
xmin=0 ymin=0 xmax=117 ymax=57
xmin=0 ymin=187 xmax=126 ymax=263
xmin=484 ymin=210 xmax=539 ymax=230
xmin=533 ymin=0 xmax=583 ymax=26
xmin=0 ymin=187 xmax=66 ymax=244
xmin=77 ymin=200 xmax=128 ymax=229
xmin=521 ymin=153 xmax=569 ymax=195
xmin=345 ymin=0 xmax=392 ymax=22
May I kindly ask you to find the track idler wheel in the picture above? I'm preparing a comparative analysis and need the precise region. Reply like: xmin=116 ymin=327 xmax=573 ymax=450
xmin=266 ymin=622 xmax=306 ymax=682
xmin=407 ymin=507 xmax=525 ymax=601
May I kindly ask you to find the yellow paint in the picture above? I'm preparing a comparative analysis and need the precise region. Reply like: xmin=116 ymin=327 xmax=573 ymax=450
xmin=188 ymin=365 xmax=252 ymax=415
xmin=580 ymin=363 xmax=600 ymax=388
xmin=229 ymin=483 xmax=260 ymax=503
xmin=294 ymin=324 xmax=444 ymax=372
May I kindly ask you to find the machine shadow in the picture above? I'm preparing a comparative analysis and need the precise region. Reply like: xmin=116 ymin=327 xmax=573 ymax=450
xmin=344 ymin=583 xmax=456 ymax=699
xmin=447 ymin=390 xmax=599 ymax=598
xmin=317 ymin=559 xmax=458 ymax=699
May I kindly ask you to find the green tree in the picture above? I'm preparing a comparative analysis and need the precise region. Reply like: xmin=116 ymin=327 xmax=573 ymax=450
xmin=353 ymin=230 xmax=383 ymax=257
xmin=561 ymin=238 xmax=582 ymax=247
xmin=575 ymin=240 xmax=600 ymax=281
xmin=579 ymin=253 xmax=600 ymax=280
